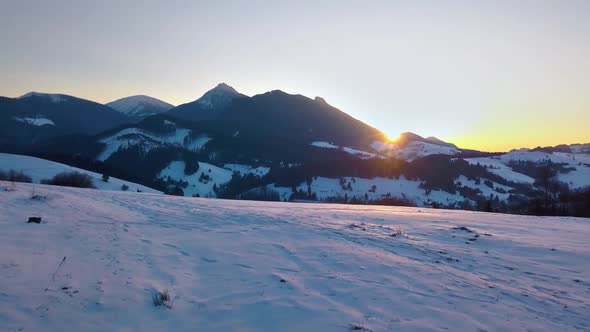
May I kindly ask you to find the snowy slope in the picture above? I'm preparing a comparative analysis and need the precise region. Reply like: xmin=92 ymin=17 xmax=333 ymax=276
xmin=1 ymin=183 xmax=588 ymax=331
xmin=466 ymin=149 xmax=590 ymax=189
xmin=465 ymin=156 xmax=536 ymax=184
xmin=194 ymin=83 xmax=246 ymax=109
xmin=456 ymin=175 xmax=513 ymax=201
xmin=0 ymin=153 xmax=159 ymax=193
xmin=98 ymin=127 xmax=211 ymax=161
xmin=159 ymin=161 xmax=233 ymax=197
xmin=371 ymin=140 xmax=460 ymax=161
xmin=266 ymin=174 xmax=521 ymax=206
xmin=106 ymin=95 xmax=174 ymax=118
xmin=571 ymin=143 xmax=590 ymax=154
xmin=391 ymin=140 xmax=460 ymax=160
xmin=268 ymin=176 xmax=467 ymax=207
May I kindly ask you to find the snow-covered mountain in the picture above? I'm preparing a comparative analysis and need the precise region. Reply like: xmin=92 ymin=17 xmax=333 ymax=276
xmin=194 ymin=83 xmax=246 ymax=109
xmin=18 ymin=91 xmax=67 ymax=103
xmin=1 ymin=182 xmax=588 ymax=331
xmin=168 ymin=83 xmax=247 ymax=121
xmin=92 ymin=117 xmax=275 ymax=197
xmin=571 ymin=143 xmax=590 ymax=154
xmin=106 ymin=95 xmax=174 ymax=120
xmin=249 ymin=139 xmax=590 ymax=213
xmin=466 ymin=148 xmax=590 ymax=189
xmin=0 ymin=92 xmax=130 ymax=148
xmin=369 ymin=132 xmax=461 ymax=161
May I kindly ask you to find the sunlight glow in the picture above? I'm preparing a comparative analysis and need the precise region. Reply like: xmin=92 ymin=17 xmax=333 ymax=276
xmin=385 ymin=133 xmax=402 ymax=143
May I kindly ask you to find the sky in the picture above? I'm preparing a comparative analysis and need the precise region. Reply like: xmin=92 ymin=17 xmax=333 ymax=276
xmin=1 ymin=0 xmax=588 ymax=152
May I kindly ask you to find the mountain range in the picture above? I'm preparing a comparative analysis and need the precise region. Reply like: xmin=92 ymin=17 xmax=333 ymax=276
xmin=1 ymin=83 xmax=588 ymax=216
xmin=0 ymin=92 xmax=128 ymax=147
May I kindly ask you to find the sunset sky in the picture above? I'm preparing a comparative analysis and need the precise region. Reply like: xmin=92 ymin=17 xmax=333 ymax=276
xmin=1 ymin=0 xmax=588 ymax=151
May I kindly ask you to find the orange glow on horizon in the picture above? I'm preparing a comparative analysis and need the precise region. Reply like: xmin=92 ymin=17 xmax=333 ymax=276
xmin=384 ymin=133 xmax=402 ymax=143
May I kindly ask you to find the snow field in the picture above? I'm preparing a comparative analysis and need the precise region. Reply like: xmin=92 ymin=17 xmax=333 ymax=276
xmin=1 ymin=182 xmax=588 ymax=331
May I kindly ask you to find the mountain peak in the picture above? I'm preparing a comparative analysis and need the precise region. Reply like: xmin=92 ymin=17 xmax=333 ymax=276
xmin=106 ymin=95 xmax=174 ymax=118
xmin=213 ymin=82 xmax=234 ymax=90
xmin=314 ymin=96 xmax=327 ymax=104
xmin=195 ymin=83 xmax=246 ymax=109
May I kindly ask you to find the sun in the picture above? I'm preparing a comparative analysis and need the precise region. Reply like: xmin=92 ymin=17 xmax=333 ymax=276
xmin=384 ymin=133 xmax=402 ymax=143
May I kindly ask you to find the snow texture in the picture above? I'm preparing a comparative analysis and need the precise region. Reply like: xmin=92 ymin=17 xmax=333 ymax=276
xmin=159 ymin=161 xmax=233 ymax=197
xmin=106 ymin=95 xmax=173 ymax=116
xmin=467 ymin=150 xmax=590 ymax=189
xmin=0 ymin=182 xmax=588 ymax=331
xmin=465 ymin=157 xmax=536 ymax=184
xmin=455 ymin=175 xmax=513 ymax=201
xmin=98 ymin=128 xmax=211 ymax=161
xmin=269 ymin=176 xmax=467 ymax=206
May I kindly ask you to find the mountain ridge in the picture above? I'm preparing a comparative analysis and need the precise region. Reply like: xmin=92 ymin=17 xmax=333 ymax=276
xmin=107 ymin=95 xmax=174 ymax=120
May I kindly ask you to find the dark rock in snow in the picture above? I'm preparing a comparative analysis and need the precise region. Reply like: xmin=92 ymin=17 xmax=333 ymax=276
xmin=28 ymin=217 xmax=42 ymax=223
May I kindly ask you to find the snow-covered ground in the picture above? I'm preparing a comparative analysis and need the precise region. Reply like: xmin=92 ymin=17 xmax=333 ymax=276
xmin=571 ymin=144 xmax=590 ymax=154
xmin=465 ymin=157 xmax=536 ymax=184
xmin=456 ymin=175 xmax=513 ymax=201
xmin=371 ymin=140 xmax=460 ymax=161
xmin=268 ymin=176 xmax=466 ymax=206
xmin=0 ymin=182 xmax=588 ymax=331
xmin=466 ymin=150 xmax=590 ymax=189
xmin=160 ymin=161 xmax=272 ymax=197
xmin=0 ymin=153 xmax=159 ymax=193
xmin=498 ymin=151 xmax=590 ymax=189
xmin=160 ymin=160 xmax=233 ymax=197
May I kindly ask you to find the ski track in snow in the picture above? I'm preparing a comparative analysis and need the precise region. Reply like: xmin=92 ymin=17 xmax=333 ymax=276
xmin=0 ymin=181 xmax=589 ymax=331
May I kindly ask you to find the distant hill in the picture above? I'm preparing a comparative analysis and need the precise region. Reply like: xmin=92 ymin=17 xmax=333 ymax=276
xmin=0 ymin=92 xmax=129 ymax=148
xmin=106 ymin=95 xmax=173 ymax=121
xmin=0 ymin=152 xmax=159 ymax=193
